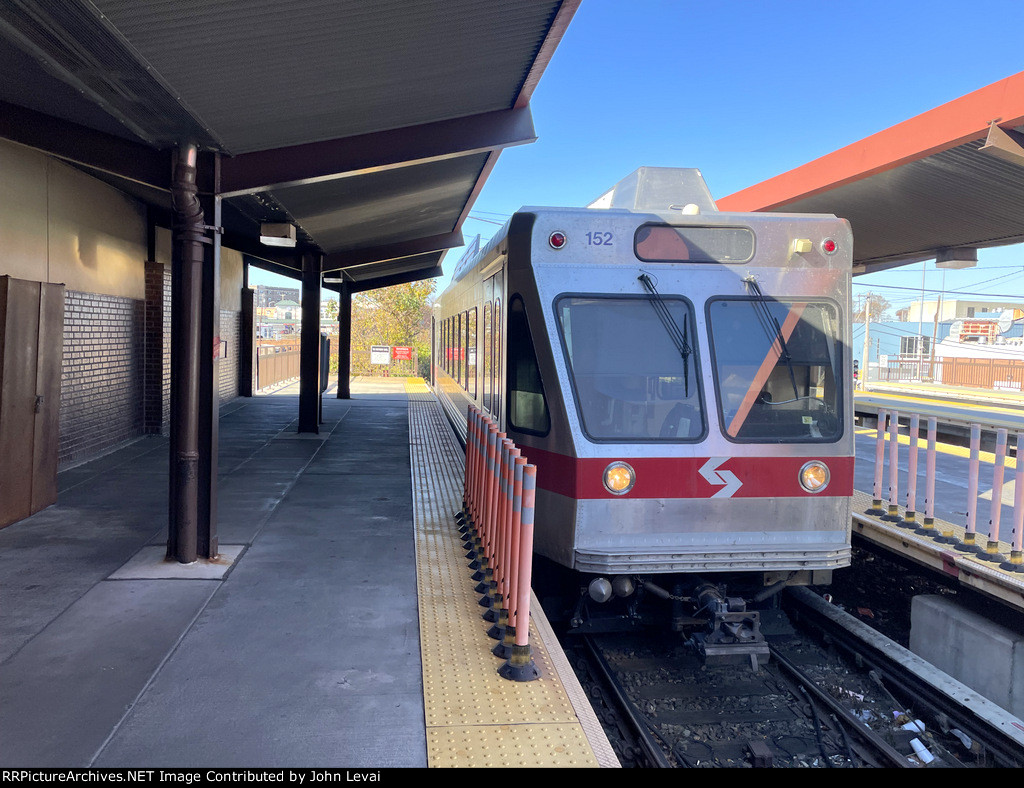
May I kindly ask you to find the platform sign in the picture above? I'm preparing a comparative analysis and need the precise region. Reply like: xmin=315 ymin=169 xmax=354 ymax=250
xmin=370 ymin=345 xmax=390 ymax=365
xmin=392 ymin=346 xmax=413 ymax=361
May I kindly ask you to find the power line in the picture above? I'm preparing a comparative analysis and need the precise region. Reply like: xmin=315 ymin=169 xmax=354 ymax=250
xmin=853 ymin=282 xmax=1024 ymax=299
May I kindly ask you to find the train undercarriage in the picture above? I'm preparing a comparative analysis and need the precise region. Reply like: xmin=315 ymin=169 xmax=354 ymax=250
xmin=538 ymin=561 xmax=827 ymax=669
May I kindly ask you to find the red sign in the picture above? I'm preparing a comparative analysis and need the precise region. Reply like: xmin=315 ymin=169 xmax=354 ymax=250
xmin=392 ymin=346 xmax=413 ymax=361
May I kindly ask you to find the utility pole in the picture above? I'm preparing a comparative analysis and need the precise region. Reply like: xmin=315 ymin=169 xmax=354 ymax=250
xmin=860 ymin=292 xmax=871 ymax=390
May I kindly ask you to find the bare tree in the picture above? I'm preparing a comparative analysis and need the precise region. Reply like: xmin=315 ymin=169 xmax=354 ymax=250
xmin=853 ymin=293 xmax=891 ymax=323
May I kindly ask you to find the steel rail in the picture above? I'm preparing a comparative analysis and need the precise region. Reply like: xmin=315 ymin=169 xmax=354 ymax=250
xmin=768 ymin=645 xmax=912 ymax=768
xmin=787 ymin=586 xmax=1024 ymax=768
xmin=581 ymin=636 xmax=673 ymax=768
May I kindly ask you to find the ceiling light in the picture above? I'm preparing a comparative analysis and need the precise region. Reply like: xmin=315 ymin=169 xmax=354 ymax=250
xmin=260 ymin=223 xmax=296 ymax=247
xmin=935 ymin=247 xmax=977 ymax=269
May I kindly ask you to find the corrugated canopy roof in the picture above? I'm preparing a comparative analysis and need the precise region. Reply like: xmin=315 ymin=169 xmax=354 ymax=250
xmin=0 ymin=0 xmax=579 ymax=291
xmin=718 ymin=71 xmax=1024 ymax=276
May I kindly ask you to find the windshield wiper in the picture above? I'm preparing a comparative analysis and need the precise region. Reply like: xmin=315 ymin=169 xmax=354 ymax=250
xmin=638 ymin=272 xmax=691 ymax=396
xmin=743 ymin=276 xmax=799 ymax=398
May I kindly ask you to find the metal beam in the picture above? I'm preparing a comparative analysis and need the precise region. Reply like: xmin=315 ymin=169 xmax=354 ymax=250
xmin=349 ymin=265 xmax=444 ymax=294
xmin=219 ymin=107 xmax=536 ymax=198
xmin=0 ymin=101 xmax=169 ymax=191
xmin=979 ymin=122 xmax=1024 ymax=168
xmin=322 ymin=231 xmax=463 ymax=272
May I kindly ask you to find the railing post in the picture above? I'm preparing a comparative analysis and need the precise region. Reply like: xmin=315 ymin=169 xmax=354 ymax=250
xmin=901 ymin=413 xmax=920 ymax=529
xmin=957 ymin=424 xmax=982 ymax=553
xmin=981 ymin=428 xmax=1008 ymax=562
xmin=882 ymin=410 xmax=902 ymax=522
xmin=919 ymin=417 xmax=943 ymax=538
xmin=867 ymin=410 xmax=888 ymax=515
xmin=1003 ymin=432 xmax=1024 ymax=572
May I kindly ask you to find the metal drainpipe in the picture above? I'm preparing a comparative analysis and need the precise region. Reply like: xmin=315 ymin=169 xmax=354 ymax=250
xmin=168 ymin=143 xmax=205 ymax=564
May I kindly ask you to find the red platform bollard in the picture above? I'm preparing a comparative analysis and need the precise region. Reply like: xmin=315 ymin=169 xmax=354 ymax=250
xmin=499 ymin=464 xmax=539 ymax=682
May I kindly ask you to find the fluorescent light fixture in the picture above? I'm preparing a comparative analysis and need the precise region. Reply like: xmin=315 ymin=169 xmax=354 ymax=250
xmin=323 ymin=277 xmax=345 ymax=283
xmin=935 ymin=247 xmax=977 ymax=270
xmin=260 ymin=223 xmax=297 ymax=247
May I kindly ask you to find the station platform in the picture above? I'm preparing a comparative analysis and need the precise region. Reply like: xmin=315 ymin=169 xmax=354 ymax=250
xmin=0 ymin=378 xmax=617 ymax=769
xmin=861 ymin=381 xmax=1024 ymax=408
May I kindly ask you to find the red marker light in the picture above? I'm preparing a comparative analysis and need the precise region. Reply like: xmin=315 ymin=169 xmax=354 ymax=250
xmin=548 ymin=231 xmax=567 ymax=249
xmin=821 ymin=238 xmax=837 ymax=254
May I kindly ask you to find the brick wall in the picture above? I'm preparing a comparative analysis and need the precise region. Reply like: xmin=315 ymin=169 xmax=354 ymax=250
xmin=144 ymin=260 xmax=172 ymax=434
xmin=59 ymin=284 xmax=241 ymax=468
xmin=59 ymin=291 xmax=146 ymax=467
xmin=219 ymin=310 xmax=240 ymax=403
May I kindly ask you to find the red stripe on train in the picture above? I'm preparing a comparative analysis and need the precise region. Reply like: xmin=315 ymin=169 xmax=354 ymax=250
xmin=519 ymin=445 xmax=855 ymax=500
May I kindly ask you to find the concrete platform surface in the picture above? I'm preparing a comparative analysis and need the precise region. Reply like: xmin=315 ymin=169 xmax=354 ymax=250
xmin=0 ymin=380 xmax=426 ymax=768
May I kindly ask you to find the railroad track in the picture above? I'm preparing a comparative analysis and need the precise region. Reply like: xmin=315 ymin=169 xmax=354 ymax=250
xmin=563 ymin=591 xmax=1024 ymax=768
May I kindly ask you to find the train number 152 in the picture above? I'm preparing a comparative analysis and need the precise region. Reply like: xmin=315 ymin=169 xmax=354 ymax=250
xmin=585 ymin=231 xmax=613 ymax=246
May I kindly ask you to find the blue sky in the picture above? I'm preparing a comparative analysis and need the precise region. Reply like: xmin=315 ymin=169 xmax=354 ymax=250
xmin=252 ymin=0 xmax=1024 ymax=313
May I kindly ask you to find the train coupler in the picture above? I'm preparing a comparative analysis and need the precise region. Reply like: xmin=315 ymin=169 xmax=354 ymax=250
xmin=690 ymin=583 xmax=770 ymax=670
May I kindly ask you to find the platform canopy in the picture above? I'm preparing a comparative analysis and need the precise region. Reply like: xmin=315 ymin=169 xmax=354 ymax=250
xmin=718 ymin=71 xmax=1024 ymax=276
xmin=0 ymin=0 xmax=579 ymax=291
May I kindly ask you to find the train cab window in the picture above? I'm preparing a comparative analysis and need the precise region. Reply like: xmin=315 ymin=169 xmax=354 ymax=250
xmin=466 ymin=307 xmax=477 ymax=396
xmin=556 ymin=295 xmax=704 ymax=441
xmin=507 ymin=296 xmax=549 ymax=435
xmin=707 ymin=298 xmax=842 ymax=442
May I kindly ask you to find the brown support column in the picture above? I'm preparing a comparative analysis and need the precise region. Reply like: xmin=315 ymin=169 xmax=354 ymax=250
xmin=197 ymin=153 xmax=221 ymax=559
xmin=336 ymin=280 xmax=351 ymax=399
xmin=167 ymin=144 xmax=220 ymax=563
xmin=239 ymin=279 xmax=255 ymax=397
xmin=298 ymin=252 xmax=322 ymax=432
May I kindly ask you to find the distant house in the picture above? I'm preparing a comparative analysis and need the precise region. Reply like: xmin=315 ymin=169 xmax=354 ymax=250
xmin=274 ymin=299 xmax=301 ymax=321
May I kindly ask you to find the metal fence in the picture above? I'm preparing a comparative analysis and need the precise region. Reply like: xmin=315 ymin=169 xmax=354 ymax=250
xmin=256 ymin=340 xmax=300 ymax=389
xmin=864 ymin=409 xmax=1023 ymax=571
xmin=880 ymin=356 xmax=1024 ymax=392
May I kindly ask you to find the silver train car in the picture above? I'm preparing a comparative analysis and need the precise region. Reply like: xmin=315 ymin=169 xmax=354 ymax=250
xmin=432 ymin=168 xmax=853 ymax=652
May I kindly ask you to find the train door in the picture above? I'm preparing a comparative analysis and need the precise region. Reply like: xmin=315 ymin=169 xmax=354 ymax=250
xmin=485 ymin=272 xmax=503 ymax=422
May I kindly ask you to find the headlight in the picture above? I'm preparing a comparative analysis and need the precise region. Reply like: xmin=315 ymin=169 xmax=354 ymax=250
xmin=799 ymin=461 xmax=830 ymax=493
xmin=603 ymin=462 xmax=635 ymax=495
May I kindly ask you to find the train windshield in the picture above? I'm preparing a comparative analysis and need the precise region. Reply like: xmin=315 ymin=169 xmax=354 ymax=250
xmin=708 ymin=298 xmax=842 ymax=442
xmin=556 ymin=295 xmax=704 ymax=442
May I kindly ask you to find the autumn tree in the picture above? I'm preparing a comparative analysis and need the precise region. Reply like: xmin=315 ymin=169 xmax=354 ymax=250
xmin=350 ymin=280 xmax=436 ymax=376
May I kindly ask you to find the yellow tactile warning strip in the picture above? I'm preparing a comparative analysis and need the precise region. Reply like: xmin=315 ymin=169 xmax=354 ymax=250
xmin=406 ymin=384 xmax=619 ymax=768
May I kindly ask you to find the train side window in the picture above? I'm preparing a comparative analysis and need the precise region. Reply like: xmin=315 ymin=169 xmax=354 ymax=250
xmin=483 ymin=302 xmax=492 ymax=411
xmin=493 ymin=299 xmax=501 ymax=418
xmin=507 ymin=295 xmax=549 ymax=435
xmin=467 ymin=307 xmax=477 ymax=397
xmin=447 ymin=316 xmax=453 ymax=375
xmin=456 ymin=312 xmax=463 ymax=383
xmin=443 ymin=318 xmax=450 ymax=374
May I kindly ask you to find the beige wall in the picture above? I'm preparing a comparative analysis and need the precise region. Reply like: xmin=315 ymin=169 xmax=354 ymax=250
xmin=0 ymin=139 xmax=147 ymax=299
xmin=1 ymin=140 xmax=245 ymax=305
xmin=221 ymin=247 xmax=244 ymax=312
